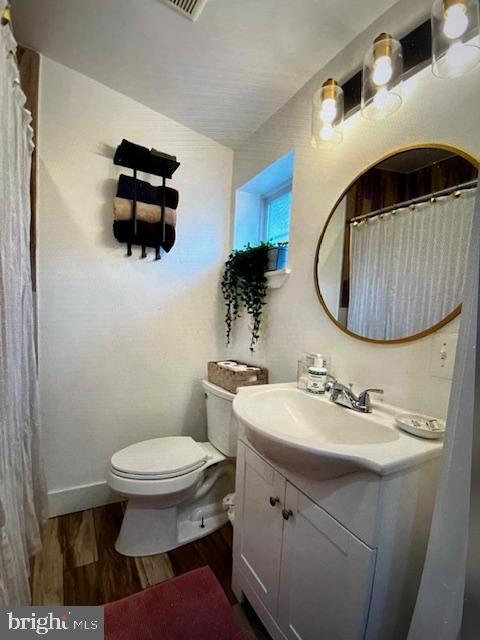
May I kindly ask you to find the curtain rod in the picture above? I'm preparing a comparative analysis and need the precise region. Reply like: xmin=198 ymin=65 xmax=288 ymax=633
xmin=349 ymin=179 xmax=478 ymax=224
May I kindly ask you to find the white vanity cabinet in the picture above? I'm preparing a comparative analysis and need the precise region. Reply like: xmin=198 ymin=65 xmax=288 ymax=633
xmin=232 ymin=439 xmax=439 ymax=640
xmin=237 ymin=444 xmax=286 ymax=616
xmin=278 ymin=483 xmax=376 ymax=640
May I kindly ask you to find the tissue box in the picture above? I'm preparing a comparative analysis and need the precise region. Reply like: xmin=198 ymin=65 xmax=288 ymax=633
xmin=207 ymin=361 xmax=268 ymax=394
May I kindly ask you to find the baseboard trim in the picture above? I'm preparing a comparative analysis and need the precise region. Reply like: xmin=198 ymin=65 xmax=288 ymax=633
xmin=48 ymin=481 xmax=123 ymax=517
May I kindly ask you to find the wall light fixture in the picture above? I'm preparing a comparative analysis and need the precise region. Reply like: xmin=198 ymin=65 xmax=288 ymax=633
xmin=311 ymin=79 xmax=344 ymax=148
xmin=431 ymin=0 xmax=480 ymax=78
xmin=362 ymin=33 xmax=403 ymax=120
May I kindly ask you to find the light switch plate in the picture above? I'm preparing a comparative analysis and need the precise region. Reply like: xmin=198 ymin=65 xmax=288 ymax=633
xmin=430 ymin=333 xmax=458 ymax=380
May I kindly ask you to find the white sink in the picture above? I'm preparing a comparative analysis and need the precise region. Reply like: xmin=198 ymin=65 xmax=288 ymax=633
xmin=233 ymin=383 xmax=443 ymax=479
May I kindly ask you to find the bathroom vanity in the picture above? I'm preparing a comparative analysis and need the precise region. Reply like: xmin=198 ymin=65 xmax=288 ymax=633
xmin=232 ymin=383 xmax=442 ymax=640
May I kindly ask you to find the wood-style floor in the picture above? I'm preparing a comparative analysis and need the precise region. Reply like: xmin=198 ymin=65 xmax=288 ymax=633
xmin=31 ymin=502 xmax=270 ymax=640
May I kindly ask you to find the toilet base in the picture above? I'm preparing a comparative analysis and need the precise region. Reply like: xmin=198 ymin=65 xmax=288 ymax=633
xmin=115 ymin=462 xmax=235 ymax=556
xmin=115 ymin=503 xmax=230 ymax=556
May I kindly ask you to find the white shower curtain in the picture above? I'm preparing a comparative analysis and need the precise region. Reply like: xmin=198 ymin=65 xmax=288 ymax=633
xmin=348 ymin=190 xmax=475 ymax=340
xmin=0 ymin=5 xmax=47 ymax=605
xmin=407 ymin=176 xmax=480 ymax=637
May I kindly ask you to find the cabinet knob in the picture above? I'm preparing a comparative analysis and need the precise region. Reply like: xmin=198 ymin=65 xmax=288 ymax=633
xmin=282 ymin=509 xmax=293 ymax=521
xmin=269 ymin=496 xmax=280 ymax=507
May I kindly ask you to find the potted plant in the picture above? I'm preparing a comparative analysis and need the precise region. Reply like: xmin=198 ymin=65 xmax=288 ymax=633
xmin=221 ymin=242 xmax=288 ymax=351
xmin=266 ymin=241 xmax=289 ymax=272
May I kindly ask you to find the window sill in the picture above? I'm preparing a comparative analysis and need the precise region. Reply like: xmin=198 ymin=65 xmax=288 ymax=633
xmin=265 ymin=268 xmax=291 ymax=289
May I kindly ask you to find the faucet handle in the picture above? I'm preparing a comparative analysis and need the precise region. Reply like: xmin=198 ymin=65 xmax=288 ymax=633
xmin=357 ymin=388 xmax=383 ymax=412
xmin=358 ymin=388 xmax=384 ymax=408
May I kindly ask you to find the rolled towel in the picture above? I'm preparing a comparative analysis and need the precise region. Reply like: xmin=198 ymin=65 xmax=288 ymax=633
xmin=117 ymin=174 xmax=179 ymax=209
xmin=114 ymin=139 xmax=179 ymax=177
xmin=113 ymin=220 xmax=176 ymax=253
xmin=113 ymin=197 xmax=177 ymax=226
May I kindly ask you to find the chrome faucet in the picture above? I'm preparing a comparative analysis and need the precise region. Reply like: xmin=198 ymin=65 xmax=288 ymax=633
xmin=327 ymin=381 xmax=384 ymax=413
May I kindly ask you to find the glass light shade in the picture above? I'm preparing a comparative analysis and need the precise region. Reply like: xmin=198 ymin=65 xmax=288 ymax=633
xmin=311 ymin=79 xmax=344 ymax=148
xmin=362 ymin=33 xmax=403 ymax=120
xmin=431 ymin=0 xmax=480 ymax=78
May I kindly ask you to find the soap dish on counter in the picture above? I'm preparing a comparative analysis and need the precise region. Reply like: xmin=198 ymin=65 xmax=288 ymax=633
xmin=395 ymin=413 xmax=446 ymax=439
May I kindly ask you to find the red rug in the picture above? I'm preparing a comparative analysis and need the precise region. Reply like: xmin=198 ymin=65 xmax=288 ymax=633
xmin=104 ymin=566 xmax=245 ymax=640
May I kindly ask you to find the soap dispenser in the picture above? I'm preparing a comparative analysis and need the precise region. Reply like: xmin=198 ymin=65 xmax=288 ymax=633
xmin=306 ymin=355 xmax=328 ymax=395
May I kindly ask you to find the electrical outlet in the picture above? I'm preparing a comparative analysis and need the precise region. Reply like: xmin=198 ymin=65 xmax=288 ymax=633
xmin=430 ymin=334 xmax=458 ymax=380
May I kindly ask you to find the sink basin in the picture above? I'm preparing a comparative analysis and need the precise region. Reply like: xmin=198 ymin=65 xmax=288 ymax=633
xmin=233 ymin=383 xmax=443 ymax=479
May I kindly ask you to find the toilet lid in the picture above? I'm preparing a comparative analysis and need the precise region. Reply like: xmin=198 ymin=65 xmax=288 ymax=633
xmin=111 ymin=436 xmax=209 ymax=478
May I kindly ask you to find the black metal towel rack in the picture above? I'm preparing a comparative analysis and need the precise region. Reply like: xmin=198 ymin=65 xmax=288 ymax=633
xmin=113 ymin=139 xmax=180 ymax=260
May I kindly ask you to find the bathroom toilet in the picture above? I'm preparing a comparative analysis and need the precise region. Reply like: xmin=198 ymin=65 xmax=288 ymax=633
xmin=108 ymin=380 xmax=236 ymax=556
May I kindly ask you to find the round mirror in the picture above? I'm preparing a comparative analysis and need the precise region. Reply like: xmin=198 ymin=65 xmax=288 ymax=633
xmin=315 ymin=144 xmax=478 ymax=343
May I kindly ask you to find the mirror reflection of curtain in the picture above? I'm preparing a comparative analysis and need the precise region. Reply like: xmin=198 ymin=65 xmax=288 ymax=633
xmin=347 ymin=215 xmax=391 ymax=338
xmin=347 ymin=189 xmax=476 ymax=340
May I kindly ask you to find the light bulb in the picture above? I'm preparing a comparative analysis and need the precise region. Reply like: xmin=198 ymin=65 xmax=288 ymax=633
xmin=446 ymin=40 xmax=465 ymax=67
xmin=373 ymin=88 xmax=390 ymax=110
xmin=372 ymin=55 xmax=393 ymax=86
xmin=320 ymin=98 xmax=337 ymax=124
xmin=319 ymin=125 xmax=334 ymax=142
xmin=443 ymin=3 xmax=469 ymax=40
xmin=444 ymin=39 xmax=479 ymax=71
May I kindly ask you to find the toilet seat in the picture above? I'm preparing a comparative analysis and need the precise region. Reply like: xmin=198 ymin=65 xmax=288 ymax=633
xmin=111 ymin=436 xmax=210 ymax=480
xmin=108 ymin=441 xmax=227 ymax=499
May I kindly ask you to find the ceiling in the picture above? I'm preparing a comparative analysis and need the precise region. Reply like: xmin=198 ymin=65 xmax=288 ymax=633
xmin=12 ymin=0 xmax=400 ymax=149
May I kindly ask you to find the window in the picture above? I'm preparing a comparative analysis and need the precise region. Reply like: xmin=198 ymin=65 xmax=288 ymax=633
xmin=233 ymin=150 xmax=295 ymax=251
xmin=262 ymin=183 xmax=292 ymax=245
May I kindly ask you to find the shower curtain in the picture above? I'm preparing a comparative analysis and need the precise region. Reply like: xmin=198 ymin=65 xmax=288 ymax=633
xmin=407 ymin=177 xmax=480 ymax=637
xmin=348 ymin=190 xmax=475 ymax=340
xmin=0 ymin=5 xmax=47 ymax=605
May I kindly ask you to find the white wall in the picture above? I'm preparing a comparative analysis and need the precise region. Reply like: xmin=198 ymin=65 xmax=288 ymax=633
xmin=234 ymin=190 xmax=262 ymax=250
xmin=317 ymin=196 xmax=346 ymax=319
xmin=229 ymin=0 xmax=479 ymax=419
xmin=37 ymin=58 xmax=233 ymax=515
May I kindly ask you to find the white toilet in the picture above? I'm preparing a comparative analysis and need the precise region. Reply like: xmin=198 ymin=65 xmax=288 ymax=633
xmin=108 ymin=380 xmax=237 ymax=556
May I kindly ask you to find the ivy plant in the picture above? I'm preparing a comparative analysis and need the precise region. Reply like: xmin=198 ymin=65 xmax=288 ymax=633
xmin=221 ymin=242 xmax=287 ymax=351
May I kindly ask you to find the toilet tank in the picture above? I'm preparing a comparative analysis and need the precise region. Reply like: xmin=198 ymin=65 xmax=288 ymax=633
xmin=202 ymin=379 xmax=237 ymax=457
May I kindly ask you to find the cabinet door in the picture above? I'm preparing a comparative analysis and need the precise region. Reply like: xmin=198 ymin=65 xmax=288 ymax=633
xmin=278 ymin=483 xmax=376 ymax=640
xmin=237 ymin=445 xmax=286 ymax=616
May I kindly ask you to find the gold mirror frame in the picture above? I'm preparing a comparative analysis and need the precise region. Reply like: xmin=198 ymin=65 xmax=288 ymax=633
xmin=314 ymin=143 xmax=479 ymax=345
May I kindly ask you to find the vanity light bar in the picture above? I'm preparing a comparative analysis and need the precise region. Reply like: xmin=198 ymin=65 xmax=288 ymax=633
xmin=338 ymin=7 xmax=478 ymax=117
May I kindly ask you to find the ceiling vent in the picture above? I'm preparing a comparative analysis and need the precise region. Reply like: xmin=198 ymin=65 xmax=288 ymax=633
xmin=160 ymin=0 xmax=208 ymax=21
